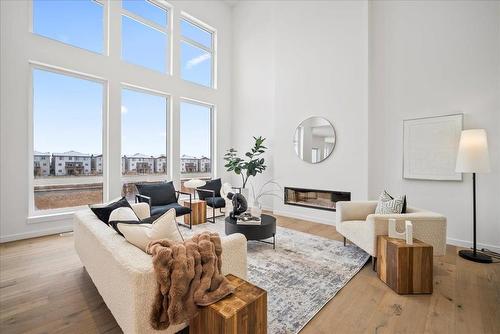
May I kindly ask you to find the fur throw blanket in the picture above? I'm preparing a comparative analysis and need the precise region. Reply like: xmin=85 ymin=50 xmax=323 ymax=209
xmin=146 ymin=232 xmax=235 ymax=330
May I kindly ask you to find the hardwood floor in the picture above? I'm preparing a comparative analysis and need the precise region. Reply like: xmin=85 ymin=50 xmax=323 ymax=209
xmin=1 ymin=215 xmax=499 ymax=334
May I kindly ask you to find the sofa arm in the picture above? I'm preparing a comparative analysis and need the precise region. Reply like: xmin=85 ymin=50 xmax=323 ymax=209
xmin=366 ymin=212 xmax=447 ymax=256
xmin=131 ymin=202 xmax=151 ymax=220
xmin=221 ymin=233 xmax=248 ymax=280
xmin=336 ymin=201 xmax=378 ymax=224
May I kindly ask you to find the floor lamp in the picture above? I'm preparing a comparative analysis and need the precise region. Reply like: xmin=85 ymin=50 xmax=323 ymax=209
xmin=455 ymin=129 xmax=492 ymax=263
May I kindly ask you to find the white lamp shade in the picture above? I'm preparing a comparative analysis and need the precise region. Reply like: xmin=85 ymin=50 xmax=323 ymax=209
xmin=184 ymin=179 xmax=207 ymax=189
xmin=455 ymin=129 xmax=491 ymax=173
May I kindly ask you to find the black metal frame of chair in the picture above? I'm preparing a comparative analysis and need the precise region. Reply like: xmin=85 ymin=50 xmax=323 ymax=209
xmin=196 ymin=186 xmax=242 ymax=224
xmin=135 ymin=191 xmax=193 ymax=229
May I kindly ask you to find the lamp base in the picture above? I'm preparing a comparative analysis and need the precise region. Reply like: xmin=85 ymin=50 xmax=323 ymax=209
xmin=458 ymin=249 xmax=492 ymax=263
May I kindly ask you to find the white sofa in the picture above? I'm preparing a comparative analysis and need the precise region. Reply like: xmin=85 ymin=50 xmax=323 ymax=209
xmin=74 ymin=202 xmax=248 ymax=334
xmin=336 ymin=201 xmax=447 ymax=257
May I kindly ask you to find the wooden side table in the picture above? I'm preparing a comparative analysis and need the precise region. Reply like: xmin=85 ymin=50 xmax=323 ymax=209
xmin=377 ymin=236 xmax=433 ymax=294
xmin=189 ymin=274 xmax=267 ymax=334
xmin=183 ymin=199 xmax=206 ymax=225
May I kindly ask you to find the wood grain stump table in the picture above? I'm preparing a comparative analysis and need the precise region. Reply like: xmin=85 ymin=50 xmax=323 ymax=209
xmin=189 ymin=274 xmax=267 ymax=334
xmin=377 ymin=236 xmax=433 ymax=294
xmin=183 ymin=199 xmax=206 ymax=225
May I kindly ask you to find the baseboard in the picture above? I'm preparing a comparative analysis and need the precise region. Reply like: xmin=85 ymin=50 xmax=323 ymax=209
xmin=271 ymin=209 xmax=334 ymax=226
xmin=447 ymin=237 xmax=500 ymax=254
xmin=0 ymin=225 xmax=73 ymax=243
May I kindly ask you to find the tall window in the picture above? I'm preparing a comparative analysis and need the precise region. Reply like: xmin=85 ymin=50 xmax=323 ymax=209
xmin=180 ymin=17 xmax=214 ymax=87
xmin=121 ymin=88 xmax=168 ymax=201
xmin=32 ymin=68 xmax=103 ymax=211
xmin=121 ymin=0 xmax=169 ymax=73
xmin=180 ymin=101 xmax=212 ymax=181
xmin=33 ymin=0 xmax=104 ymax=53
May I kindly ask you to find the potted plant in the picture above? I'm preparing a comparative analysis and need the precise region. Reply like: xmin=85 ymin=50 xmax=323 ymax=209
xmin=224 ymin=136 xmax=267 ymax=201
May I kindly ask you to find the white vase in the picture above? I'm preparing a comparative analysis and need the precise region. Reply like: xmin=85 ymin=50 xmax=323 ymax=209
xmin=250 ymin=204 xmax=262 ymax=218
xmin=240 ymin=188 xmax=252 ymax=206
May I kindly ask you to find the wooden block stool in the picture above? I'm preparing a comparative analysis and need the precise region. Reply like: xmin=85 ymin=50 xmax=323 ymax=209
xmin=189 ymin=274 xmax=267 ymax=334
xmin=377 ymin=236 xmax=433 ymax=294
xmin=183 ymin=199 xmax=206 ymax=225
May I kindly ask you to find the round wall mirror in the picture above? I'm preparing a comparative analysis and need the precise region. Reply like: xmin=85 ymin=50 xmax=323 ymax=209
xmin=293 ymin=117 xmax=336 ymax=163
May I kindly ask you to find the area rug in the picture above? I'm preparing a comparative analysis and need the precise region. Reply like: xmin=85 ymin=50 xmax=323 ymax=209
xmin=181 ymin=219 xmax=369 ymax=334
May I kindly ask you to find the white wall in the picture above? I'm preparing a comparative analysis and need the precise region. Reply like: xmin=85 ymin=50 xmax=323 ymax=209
xmin=368 ymin=1 xmax=500 ymax=250
xmin=232 ymin=1 xmax=369 ymax=224
xmin=231 ymin=1 xmax=276 ymax=208
xmin=0 ymin=0 xmax=233 ymax=242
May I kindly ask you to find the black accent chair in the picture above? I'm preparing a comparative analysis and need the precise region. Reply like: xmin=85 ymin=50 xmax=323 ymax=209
xmin=135 ymin=181 xmax=193 ymax=228
xmin=196 ymin=179 xmax=240 ymax=223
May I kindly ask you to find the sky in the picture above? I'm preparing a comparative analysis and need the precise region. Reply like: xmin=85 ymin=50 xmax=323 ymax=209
xmin=33 ymin=0 xmax=212 ymax=159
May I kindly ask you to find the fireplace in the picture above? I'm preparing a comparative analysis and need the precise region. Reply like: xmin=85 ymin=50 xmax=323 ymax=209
xmin=284 ymin=187 xmax=350 ymax=211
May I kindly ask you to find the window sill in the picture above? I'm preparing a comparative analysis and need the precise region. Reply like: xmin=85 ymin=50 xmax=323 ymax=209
xmin=27 ymin=211 xmax=75 ymax=224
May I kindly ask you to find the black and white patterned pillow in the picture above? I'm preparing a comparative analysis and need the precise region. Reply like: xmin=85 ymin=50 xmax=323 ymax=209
xmin=375 ymin=190 xmax=406 ymax=214
xmin=89 ymin=197 xmax=132 ymax=225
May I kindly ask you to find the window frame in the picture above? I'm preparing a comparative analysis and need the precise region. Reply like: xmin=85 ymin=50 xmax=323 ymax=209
xmin=120 ymin=83 xmax=172 ymax=190
xmin=179 ymin=97 xmax=215 ymax=180
xmin=28 ymin=62 xmax=108 ymax=218
xmin=120 ymin=0 xmax=172 ymax=74
xmin=30 ymin=0 xmax=108 ymax=55
xmin=180 ymin=13 xmax=217 ymax=88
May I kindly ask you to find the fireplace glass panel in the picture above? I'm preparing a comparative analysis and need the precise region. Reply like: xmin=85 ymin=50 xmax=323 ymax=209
xmin=284 ymin=187 xmax=350 ymax=211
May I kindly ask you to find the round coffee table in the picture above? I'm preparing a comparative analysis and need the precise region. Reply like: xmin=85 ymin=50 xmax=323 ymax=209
xmin=225 ymin=214 xmax=276 ymax=249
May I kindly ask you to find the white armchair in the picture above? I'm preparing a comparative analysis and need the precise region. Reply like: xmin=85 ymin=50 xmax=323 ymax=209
xmin=336 ymin=201 xmax=447 ymax=259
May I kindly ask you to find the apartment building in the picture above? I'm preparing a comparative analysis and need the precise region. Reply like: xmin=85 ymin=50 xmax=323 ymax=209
xmin=180 ymin=155 xmax=199 ymax=173
xmin=91 ymin=154 xmax=103 ymax=175
xmin=33 ymin=151 xmax=50 ymax=177
xmin=155 ymin=155 xmax=167 ymax=173
xmin=51 ymin=151 xmax=92 ymax=176
xmin=124 ymin=153 xmax=155 ymax=174
xmin=199 ymin=156 xmax=211 ymax=173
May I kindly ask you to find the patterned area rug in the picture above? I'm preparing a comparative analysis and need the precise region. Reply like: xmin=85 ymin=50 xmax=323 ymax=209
xmin=181 ymin=218 xmax=369 ymax=334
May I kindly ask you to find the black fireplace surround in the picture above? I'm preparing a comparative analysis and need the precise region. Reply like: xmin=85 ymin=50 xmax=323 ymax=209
xmin=284 ymin=187 xmax=351 ymax=212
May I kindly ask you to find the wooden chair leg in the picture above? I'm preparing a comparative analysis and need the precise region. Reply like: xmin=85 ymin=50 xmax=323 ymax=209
xmin=372 ymin=256 xmax=377 ymax=272
xmin=343 ymin=237 xmax=346 ymax=246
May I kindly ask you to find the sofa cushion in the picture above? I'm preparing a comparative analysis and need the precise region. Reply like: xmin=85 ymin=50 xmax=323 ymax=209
xmin=375 ymin=190 xmax=405 ymax=214
xmin=206 ymin=196 xmax=226 ymax=208
xmin=89 ymin=197 xmax=132 ymax=225
xmin=108 ymin=207 xmax=140 ymax=235
xmin=151 ymin=203 xmax=191 ymax=217
xmin=197 ymin=178 xmax=222 ymax=200
xmin=136 ymin=181 xmax=177 ymax=206
xmin=117 ymin=209 xmax=183 ymax=252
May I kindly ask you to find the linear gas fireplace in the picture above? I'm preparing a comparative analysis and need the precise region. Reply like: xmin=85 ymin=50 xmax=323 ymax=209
xmin=284 ymin=187 xmax=351 ymax=211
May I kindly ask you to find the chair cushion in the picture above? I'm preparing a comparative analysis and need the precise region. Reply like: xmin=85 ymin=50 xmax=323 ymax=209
xmin=197 ymin=178 xmax=221 ymax=200
xmin=136 ymin=181 xmax=177 ymax=206
xmin=151 ymin=203 xmax=191 ymax=217
xmin=206 ymin=197 xmax=226 ymax=208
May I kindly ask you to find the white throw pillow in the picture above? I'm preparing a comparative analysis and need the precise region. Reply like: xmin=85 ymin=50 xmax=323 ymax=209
xmin=117 ymin=208 xmax=183 ymax=252
xmin=108 ymin=207 xmax=140 ymax=234
xmin=375 ymin=190 xmax=405 ymax=214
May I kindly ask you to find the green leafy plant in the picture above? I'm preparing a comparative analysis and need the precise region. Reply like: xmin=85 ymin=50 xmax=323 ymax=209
xmin=224 ymin=136 xmax=267 ymax=188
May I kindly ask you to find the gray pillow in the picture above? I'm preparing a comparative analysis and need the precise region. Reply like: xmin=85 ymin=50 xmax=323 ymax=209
xmin=375 ymin=190 xmax=405 ymax=214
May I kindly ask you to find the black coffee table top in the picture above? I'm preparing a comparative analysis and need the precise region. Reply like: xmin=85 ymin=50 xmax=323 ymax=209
xmin=225 ymin=214 xmax=276 ymax=248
